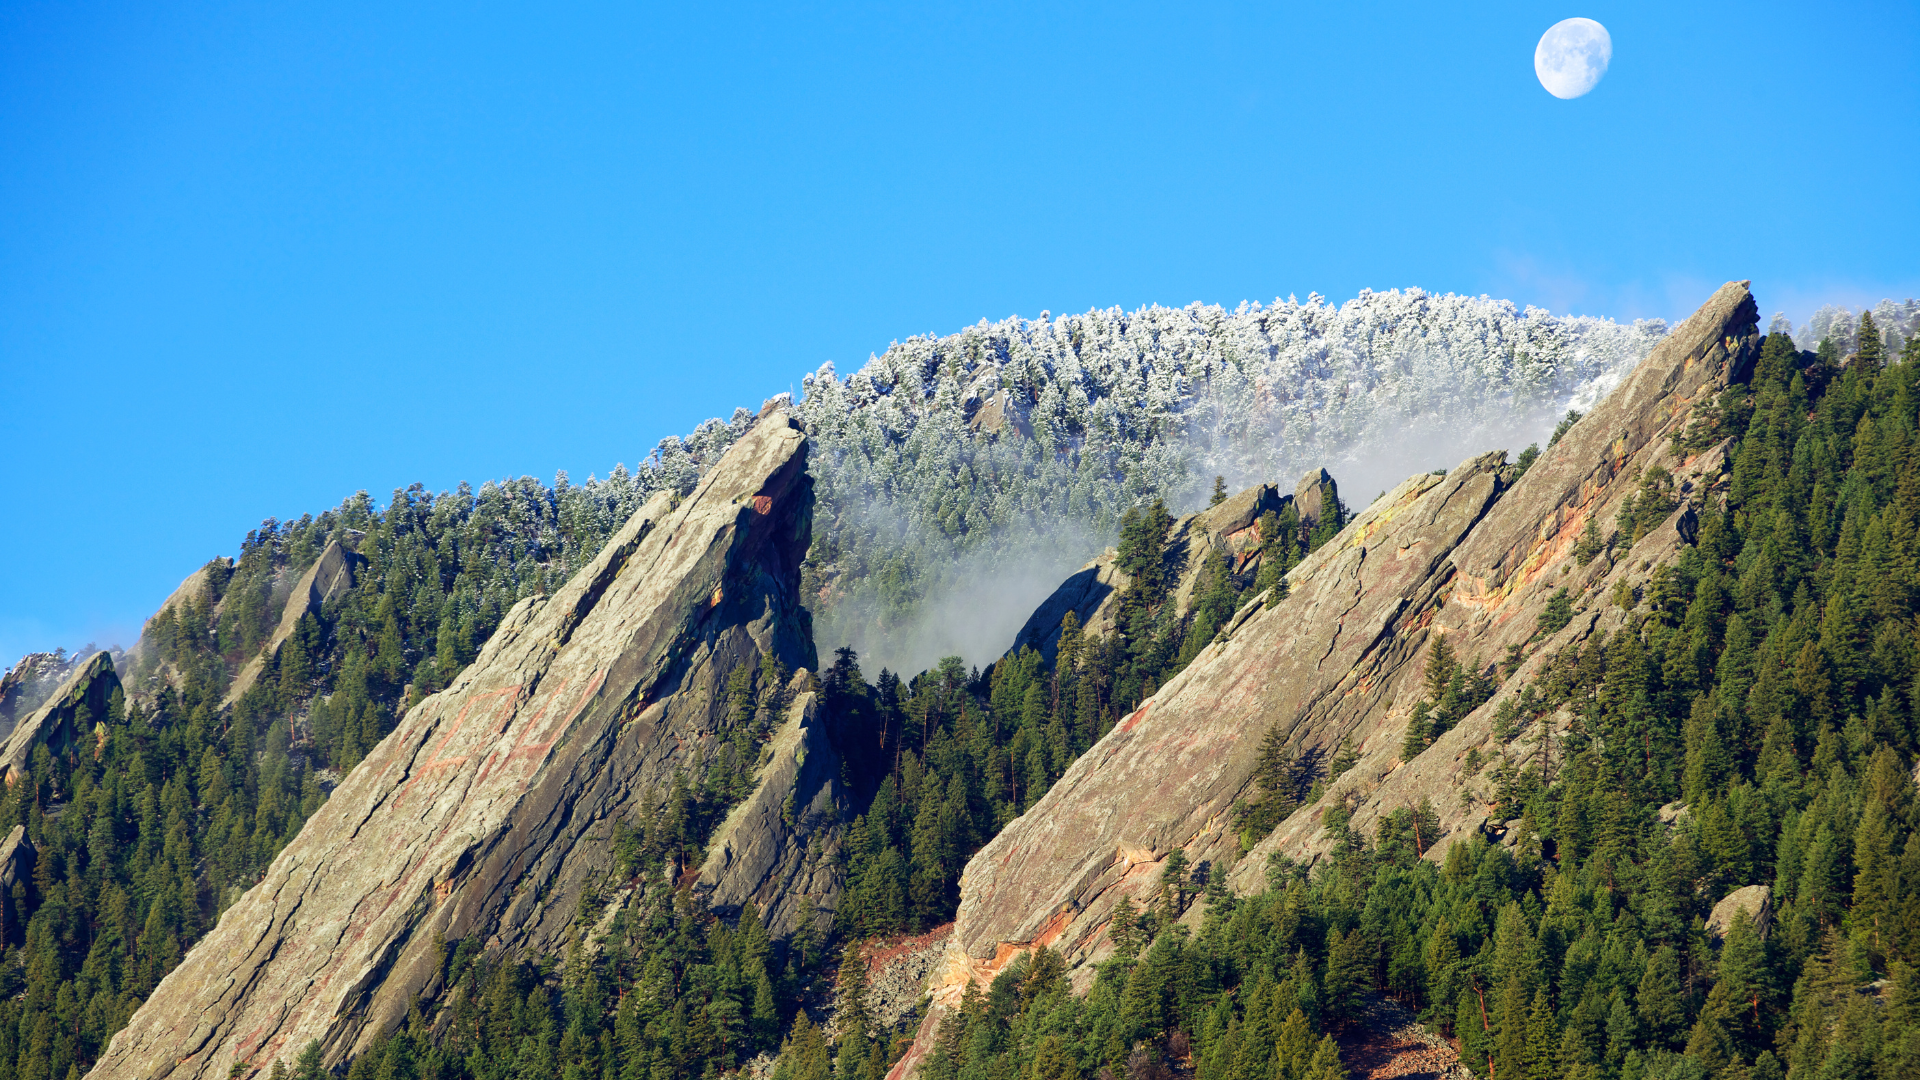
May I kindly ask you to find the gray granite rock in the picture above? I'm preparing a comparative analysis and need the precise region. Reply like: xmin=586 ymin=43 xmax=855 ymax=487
xmin=1708 ymin=885 xmax=1772 ymax=941
xmin=695 ymin=686 xmax=847 ymax=939
xmin=1247 ymin=280 xmax=1760 ymax=873
xmin=0 ymin=825 xmax=34 ymax=946
xmin=1293 ymin=467 xmax=1334 ymax=527
xmin=1006 ymin=481 xmax=1287 ymax=666
xmin=0 ymin=652 xmax=81 ymax=740
xmin=119 ymin=557 xmax=233 ymax=693
xmin=944 ymin=453 xmax=1503 ymax=983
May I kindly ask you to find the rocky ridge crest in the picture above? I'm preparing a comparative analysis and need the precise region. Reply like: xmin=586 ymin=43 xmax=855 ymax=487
xmin=1007 ymin=481 xmax=1288 ymax=666
xmin=220 ymin=540 xmax=363 ymax=708
xmin=0 ymin=651 xmax=118 ymax=783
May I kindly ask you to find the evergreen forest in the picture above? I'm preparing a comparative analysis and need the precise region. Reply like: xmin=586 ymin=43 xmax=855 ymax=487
xmin=867 ymin=312 xmax=1920 ymax=1080
xmin=0 ymin=386 xmax=1353 ymax=1080
xmin=6 ymin=301 xmax=1920 ymax=1080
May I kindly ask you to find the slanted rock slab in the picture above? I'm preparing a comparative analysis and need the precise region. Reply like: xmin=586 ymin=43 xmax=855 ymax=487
xmin=92 ymin=413 xmax=823 ymax=1080
xmin=221 ymin=540 xmax=364 ymax=708
xmin=0 ymin=651 xmax=117 ymax=782
xmin=898 ymin=284 xmax=1764 ymax=1072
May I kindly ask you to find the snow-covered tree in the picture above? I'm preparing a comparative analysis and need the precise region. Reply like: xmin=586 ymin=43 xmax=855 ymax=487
xmin=791 ymin=289 xmax=1670 ymax=668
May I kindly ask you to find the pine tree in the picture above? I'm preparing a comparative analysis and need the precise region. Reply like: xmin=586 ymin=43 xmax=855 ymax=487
xmin=1573 ymin=517 xmax=1606 ymax=565
xmin=1636 ymin=946 xmax=1684 ymax=1049
xmin=1327 ymin=736 xmax=1359 ymax=780
xmin=1681 ymin=694 xmax=1729 ymax=804
xmin=1858 ymin=311 xmax=1885 ymax=370
xmin=770 ymin=1016 xmax=831 ymax=1080
xmin=1109 ymin=895 xmax=1141 ymax=961
xmin=1523 ymin=986 xmax=1557 ymax=1080
xmin=1253 ymin=722 xmax=1295 ymax=809
xmin=1401 ymin=707 xmax=1433 ymax=762
xmin=1323 ymin=928 xmax=1370 ymax=1019
xmin=1538 ymin=588 xmax=1574 ymax=636
xmin=1302 ymin=1035 xmax=1346 ymax=1080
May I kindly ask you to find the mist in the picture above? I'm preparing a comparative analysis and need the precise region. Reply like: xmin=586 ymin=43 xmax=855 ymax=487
xmin=809 ymin=342 xmax=1637 ymax=681
xmin=816 ymin=526 xmax=1105 ymax=678
xmin=789 ymin=288 xmax=1669 ymax=681
xmin=1264 ymin=359 xmax=1628 ymax=512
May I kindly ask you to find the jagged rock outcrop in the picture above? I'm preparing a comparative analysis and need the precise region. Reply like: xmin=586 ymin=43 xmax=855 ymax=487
xmin=120 ymin=557 xmax=233 ymax=694
xmin=154 ymin=559 xmax=232 ymax=625
xmin=967 ymin=388 xmax=1033 ymax=438
xmin=0 ymin=652 xmax=82 ymax=740
xmin=0 ymin=825 xmax=33 ymax=947
xmin=1240 ymin=279 xmax=1759 ymax=873
xmin=91 ymin=412 xmax=825 ymax=1080
xmin=1293 ymin=467 xmax=1335 ymax=528
xmin=946 ymin=453 xmax=1510 ymax=983
xmin=887 ymin=282 xmax=1761 ymax=1076
xmin=695 ymin=686 xmax=848 ymax=937
xmin=1006 ymin=482 xmax=1287 ymax=665
xmin=221 ymin=541 xmax=363 ymax=707
xmin=0 ymin=651 xmax=118 ymax=782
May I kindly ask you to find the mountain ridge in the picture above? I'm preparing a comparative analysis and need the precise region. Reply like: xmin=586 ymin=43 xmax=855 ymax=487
xmin=90 ymin=411 xmax=822 ymax=1079
xmin=3 ymin=281 xmax=1912 ymax=1080
xmin=882 ymin=280 xmax=1762 ymax=1078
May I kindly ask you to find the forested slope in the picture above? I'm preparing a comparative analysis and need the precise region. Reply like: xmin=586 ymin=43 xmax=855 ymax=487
xmin=0 ymin=284 xmax=1666 ymax=1076
xmin=897 ymin=310 xmax=1920 ymax=1080
xmin=795 ymin=291 xmax=1669 ymax=672
xmin=0 ymin=290 xmax=1913 ymax=1080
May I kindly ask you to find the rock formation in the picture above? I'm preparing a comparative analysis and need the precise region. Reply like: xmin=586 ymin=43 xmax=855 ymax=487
xmin=1241 ymin=278 xmax=1758 ymax=873
xmin=967 ymin=388 xmax=1033 ymax=438
xmin=0 ymin=651 xmax=118 ymax=782
xmin=946 ymin=453 xmax=1511 ymax=983
xmin=0 ymin=651 xmax=82 ymax=740
xmin=886 ymin=281 xmax=1761 ymax=1077
xmin=1292 ymin=467 xmax=1336 ymax=529
xmin=90 ymin=412 xmax=829 ymax=1080
xmin=694 ymin=685 xmax=848 ymax=937
xmin=1707 ymin=884 xmax=1772 ymax=941
xmin=118 ymin=557 xmax=233 ymax=693
xmin=220 ymin=540 xmax=363 ymax=707
xmin=0 ymin=825 xmax=33 ymax=947
xmin=1007 ymin=482 xmax=1287 ymax=665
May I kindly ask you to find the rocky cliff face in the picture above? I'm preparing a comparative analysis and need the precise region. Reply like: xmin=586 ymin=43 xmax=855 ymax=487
xmin=1007 ymin=481 xmax=1288 ymax=665
xmin=118 ymin=556 xmax=233 ymax=696
xmin=0 ymin=651 xmax=85 ymax=740
xmin=694 ymin=686 xmax=848 ymax=937
xmin=0 ymin=825 xmax=33 ymax=947
xmin=1238 ymin=281 xmax=1760 ymax=877
xmin=944 ymin=453 xmax=1512 ymax=980
xmin=220 ymin=540 xmax=363 ymax=707
xmin=1292 ymin=467 xmax=1336 ymax=529
xmin=90 ymin=412 xmax=831 ymax=1080
xmin=0 ymin=651 xmax=119 ymax=782
xmin=886 ymin=281 xmax=1760 ymax=1077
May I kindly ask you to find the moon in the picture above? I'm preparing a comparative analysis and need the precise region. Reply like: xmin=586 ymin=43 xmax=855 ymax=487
xmin=1535 ymin=17 xmax=1612 ymax=99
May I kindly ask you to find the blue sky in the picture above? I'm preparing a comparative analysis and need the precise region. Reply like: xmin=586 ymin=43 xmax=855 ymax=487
xmin=2 ymin=0 xmax=1916 ymax=663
